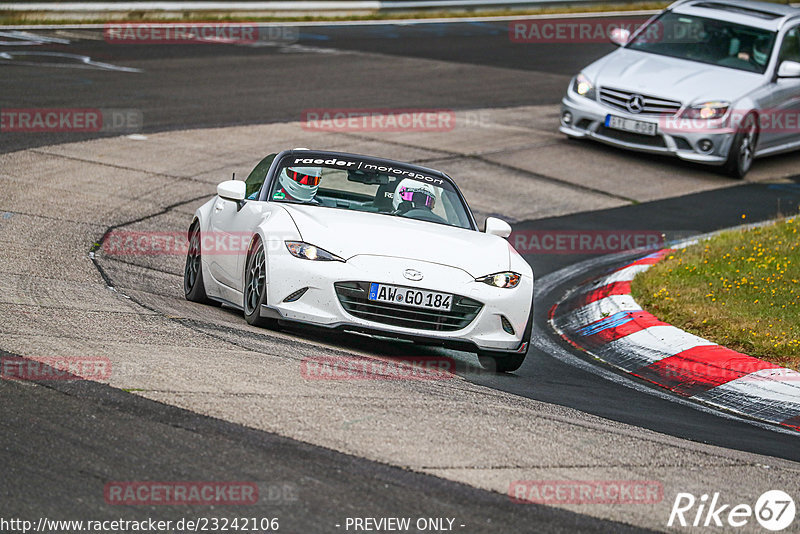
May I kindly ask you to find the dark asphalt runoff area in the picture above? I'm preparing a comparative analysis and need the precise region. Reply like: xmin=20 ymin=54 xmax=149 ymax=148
xmin=1 ymin=18 xmax=798 ymax=530
xmin=0 ymin=21 xmax=611 ymax=154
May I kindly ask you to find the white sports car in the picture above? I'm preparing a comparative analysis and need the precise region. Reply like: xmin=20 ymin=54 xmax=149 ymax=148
xmin=184 ymin=149 xmax=533 ymax=372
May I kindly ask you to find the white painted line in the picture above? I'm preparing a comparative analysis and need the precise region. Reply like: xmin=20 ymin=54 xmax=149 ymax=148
xmin=0 ymin=50 xmax=141 ymax=71
xmin=707 ymin=368 xmax=800 ymax=403
xmin=694 ymin=374 xmax=800 ymax=425
xmin=566 ymin=294 xmax=641 ymax=327
xmin=605 ymin=325 xmax=715 ymax=364
xmin=600 ymin=263 xmax=652 ymax=284
xmin=0 ymin=30 xmax=70 ymax=45
xmin=748 ymin=367 xmax=800 ymax=383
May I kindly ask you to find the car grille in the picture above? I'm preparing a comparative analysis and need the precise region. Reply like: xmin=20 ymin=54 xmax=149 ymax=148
xmin=599 ymin=87 xmax=682 ymax=116
xmin=334 ymin=282 xmax=482 ymax=332
xmin=596 ymin=125 xmax=667 ymax=148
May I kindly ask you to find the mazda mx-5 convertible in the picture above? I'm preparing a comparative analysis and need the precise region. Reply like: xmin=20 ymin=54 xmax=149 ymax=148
xmin=183 ymin=149 xmax=533 ymax=372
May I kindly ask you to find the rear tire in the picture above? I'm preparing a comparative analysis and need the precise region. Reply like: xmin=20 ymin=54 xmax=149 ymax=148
xmin=723 ymin=112 xmax=757 ymax=179
xmin=243 ymin=237 xmax=277 ymax=328
xmin=184 ymin=222 xmax=220 ymax=306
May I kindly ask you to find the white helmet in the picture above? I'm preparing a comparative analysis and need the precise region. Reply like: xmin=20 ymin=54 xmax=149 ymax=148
xmin=753 ymin=36 xmax=770 ymax=67
xmin=278 ymin=166 xmax=323 ymax=202
xmin=392 ymin=178 xmax=436 ymax=212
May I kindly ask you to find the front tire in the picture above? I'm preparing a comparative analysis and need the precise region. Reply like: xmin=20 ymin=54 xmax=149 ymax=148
xmin=184 ymin=222 xmax=219 ymax=306
xmin=723 ymin=112 xmax=757 ymax=179
xmin=243 ymin=237 xmax=277 ymax=328
xmin=478 ymin=351 xmax=527 ymax=373
xmin=477 ymin=310 xmax=533 ymax=373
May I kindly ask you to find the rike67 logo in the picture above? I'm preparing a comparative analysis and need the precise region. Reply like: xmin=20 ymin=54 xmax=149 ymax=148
xmin=668 ymin=490 xmax=796 ymax=531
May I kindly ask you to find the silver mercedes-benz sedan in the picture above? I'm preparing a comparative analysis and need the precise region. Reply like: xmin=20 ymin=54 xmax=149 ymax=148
xmin=560 ymin=0 xmax=800 ymax=178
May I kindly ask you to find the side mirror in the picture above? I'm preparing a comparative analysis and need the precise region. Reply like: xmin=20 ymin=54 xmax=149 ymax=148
xmin=777 ymin=60 xmax=800 ymax=78
xmin=217 ymin=180 xmax=246 ymax=201
xmin=484 ymin=217 xmax=512 ymax=238
xmin=609 ymin=27 xmax=630 ymax=47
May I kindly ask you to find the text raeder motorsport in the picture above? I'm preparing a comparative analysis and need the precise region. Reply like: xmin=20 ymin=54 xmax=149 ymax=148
xmin=291 ymin=157 xmax=445 ymax=185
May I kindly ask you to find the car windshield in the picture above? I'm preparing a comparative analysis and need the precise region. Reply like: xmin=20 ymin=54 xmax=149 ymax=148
xmin=268 ymin=159 xmax=474 ymax=230
xmin=627 ymin=12 xmax=777 ymax=73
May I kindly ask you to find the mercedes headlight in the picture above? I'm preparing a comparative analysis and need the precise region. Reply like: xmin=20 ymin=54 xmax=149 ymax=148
xmin=572 ymin=73 xmax=596 ymax=99
xmin=285 ymin=241 xmax=344 ymax=262
xmin=681 ymin=101 xmax=730 ymax=120
xmin=476 ymin=272 xmax=521 ymax=289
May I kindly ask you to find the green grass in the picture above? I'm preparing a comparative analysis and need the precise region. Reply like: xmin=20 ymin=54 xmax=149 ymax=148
xmin=631 ymin=216 xmax=800 ymax=370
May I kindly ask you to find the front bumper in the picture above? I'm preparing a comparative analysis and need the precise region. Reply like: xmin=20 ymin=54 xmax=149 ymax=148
xmin=262 ymin=252 xmax=533 ymax=353
xmin=559 ymin=91 xmax=737 ymax=165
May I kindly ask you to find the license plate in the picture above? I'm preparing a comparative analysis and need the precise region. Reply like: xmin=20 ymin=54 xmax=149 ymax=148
xmin=368 ymin=283 xmax=452 ymax=311
xmin=605 ymin=114 xmax=657 ymax=136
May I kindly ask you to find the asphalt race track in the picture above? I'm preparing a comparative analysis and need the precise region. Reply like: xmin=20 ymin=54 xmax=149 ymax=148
xmin=0 ymin=21 xmax=604 ymax=155
xmin=2 ymin=18 xmax=800 ymax=533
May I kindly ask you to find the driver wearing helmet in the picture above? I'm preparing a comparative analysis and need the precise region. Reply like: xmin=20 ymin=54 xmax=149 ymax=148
xmin=274 ymin=166 xmax=323 ymax=203
xmin=392 ymin=178 xmax=436 ymax=213
xmin=752 ymin=36 xmax=770 ymax=67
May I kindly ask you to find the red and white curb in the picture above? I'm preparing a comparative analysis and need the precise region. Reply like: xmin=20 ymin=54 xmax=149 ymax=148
xmin=550 ymin=249 xmax=800 ymax=433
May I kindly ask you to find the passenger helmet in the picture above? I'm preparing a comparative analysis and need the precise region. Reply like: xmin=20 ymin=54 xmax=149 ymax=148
xmin=392 ymin=178 xmax=436 ymax=211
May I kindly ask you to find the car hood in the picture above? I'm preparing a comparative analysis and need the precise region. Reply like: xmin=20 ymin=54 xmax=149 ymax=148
xmin=586 ymin=49 xmax=766 ymax=104
xmin=281 ymin=204 xmax=511 ymax=277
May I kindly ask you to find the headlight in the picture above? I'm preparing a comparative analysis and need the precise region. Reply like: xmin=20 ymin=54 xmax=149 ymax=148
xmin=681 ymin=101 xmax=730 ymax=120
xmin=572 ymin=73 xmax=596 ymax=99
xmin=285 ymin=241 xmax=344 ymax=262
xmin=476 ymin=272 xmax=521 ymax=289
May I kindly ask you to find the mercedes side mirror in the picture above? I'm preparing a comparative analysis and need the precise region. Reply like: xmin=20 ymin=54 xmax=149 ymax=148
xmin=610 ymin=27 xmax=630 ymax=47
xmin=777 ymin=60 xmax=800 ymax=78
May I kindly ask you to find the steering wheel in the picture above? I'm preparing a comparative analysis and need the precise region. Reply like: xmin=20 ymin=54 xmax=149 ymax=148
xmin=399 ymin=207 xmax=448 ymax=224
